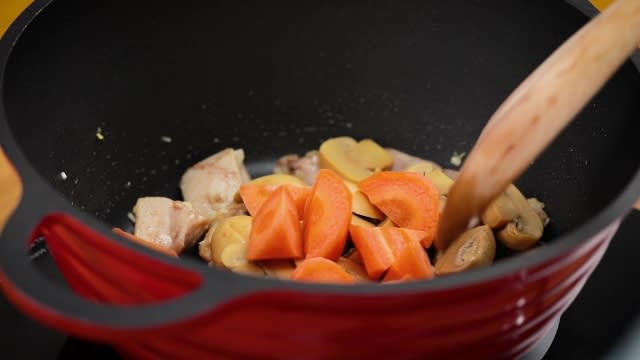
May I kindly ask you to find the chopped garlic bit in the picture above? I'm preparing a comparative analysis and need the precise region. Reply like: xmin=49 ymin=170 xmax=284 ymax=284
xmin=160 ymin=136 xmax=172 ymax=143
xmin=59 ymin=171 xmax=68 ymax=181
xmin=450 ymin=151 xmax=467 ymax=167
xmin=96 ymin=127 xmax=105 ymax=141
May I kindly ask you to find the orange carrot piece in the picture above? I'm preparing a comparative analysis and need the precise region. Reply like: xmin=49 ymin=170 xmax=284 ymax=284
xmin=358 ymin=171 xmax=440 ymax=247
xmin=291 ymin=257 xmax=355 ymax=284
xmin=379 ymin=227 xmax=429 ymax=257
xmin=112 ymin=228 xmax=178 ymax=258
xmin=239 ymin=183 xmax=310 ymax=218
xmin=383 ymin=240 xmax=434 ymax=282
xmin=349 ymin=224 xmax=395 ymax=279
xmin=246 ymin=186 xmax=303 ymax=261
xmin=349 ymin=225 xmax=428 ymax=280
xmin=303 ymin=169 xmax=352 ymax=260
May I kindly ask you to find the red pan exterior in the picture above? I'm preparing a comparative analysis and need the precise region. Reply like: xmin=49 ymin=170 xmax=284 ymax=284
xmin=1 ymin=214 xmax=618 ymax=359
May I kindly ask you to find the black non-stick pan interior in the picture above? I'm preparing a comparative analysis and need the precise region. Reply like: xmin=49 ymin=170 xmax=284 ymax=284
xmin=2 ymin=0 xmax=640 ymax=259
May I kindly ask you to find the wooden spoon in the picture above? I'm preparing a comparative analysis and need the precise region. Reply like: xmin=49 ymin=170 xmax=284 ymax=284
xmin=436 ymin=0 xmax=640 ymax=251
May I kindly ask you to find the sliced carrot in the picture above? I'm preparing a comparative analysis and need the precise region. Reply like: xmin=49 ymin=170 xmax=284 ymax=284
xmin=291 ymin=257 xmax=355 ymax=284
xmin=358 ymin=171 xmax=440 ymax=247
xmin=239 ymin=183 xmax=310 ymax=218
xmin=349 ymin=225 xmax=429 ymax=280
xmin=246 ymin=186 xmax=303 ymax=261
xmin=349 ymin=224 xmax=395 ymax=279
xmin=383 ymin=240 xmax=434 ymax=282
xmin=112 ymin=228 xmax=178 ymax=258
xmin=379 ymin=227 xmax=429 ymax=257
xmin=378 ymin=217 xmax=396 ymax=228
xmin=303 ymin=169 xmax=352 ymax=260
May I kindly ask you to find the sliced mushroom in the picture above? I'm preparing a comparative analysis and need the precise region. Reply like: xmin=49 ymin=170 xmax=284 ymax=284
xmin=206 ymin=215 xmax=252 ymax=268
xmin=230 ymin=263 xmax=266 ymax=277
xmin=481 ymin=191 xmax=518 ymax=229
xmin=407 ymin=164 xmax=454 ymax=195
xmin=344 ymin=180 xmax=385 ymax=219
xmin=337 ymin=257 xmax=370 ymax=282
xmin=435 ymin=225 xmax=496 ymax=275
xmin=481 ymin=184 xmax=544 ymax=251
xmin=220 ymin=243 xmax=249 ymax=269
xmin=319 ymin=137 xmax=393 ymax=182
xmin=527 ymin=197 xmax=550 ymax=227
xmin=259 ymin=260 xmax=297 ymax=280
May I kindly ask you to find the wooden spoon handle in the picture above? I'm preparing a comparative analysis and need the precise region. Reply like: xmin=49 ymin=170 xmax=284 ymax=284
xmin=437 ymin=0 xmax=640 ymax=250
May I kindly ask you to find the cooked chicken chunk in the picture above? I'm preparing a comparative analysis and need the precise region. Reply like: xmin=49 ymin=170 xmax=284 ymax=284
xmin=386 ymin=148 xmax=441 ymax=171
xmin=274 ymin=151 xmax=319 ymax=185
xmin=133 ymin=197 xmax=209 ymax=253
xmin=180 ymin=148 xmax=251 ymax=220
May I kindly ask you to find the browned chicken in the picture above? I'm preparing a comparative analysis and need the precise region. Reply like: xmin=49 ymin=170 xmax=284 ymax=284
xmin=273 ymin=151 xmax=319 ymax=185
xmin=180 ymin=148 xmax=251 ymax=220
xmin=132 ymin=197 xmax=209 ymax=253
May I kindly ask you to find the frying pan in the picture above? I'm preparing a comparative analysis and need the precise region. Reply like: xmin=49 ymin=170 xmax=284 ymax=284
xmin=1 ymin=0 xmax=639 ymax=359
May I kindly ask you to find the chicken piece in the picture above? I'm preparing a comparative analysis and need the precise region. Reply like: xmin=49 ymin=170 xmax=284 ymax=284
xmin=386 ymin=148 xmax=441 ymax=171
xmin=180 ymin=148 xmax=251 ymax=220
xmin=133 ymin=197 xmax=209 ymax=253
xmin=273 ymin=151 xmax=319 ymax=185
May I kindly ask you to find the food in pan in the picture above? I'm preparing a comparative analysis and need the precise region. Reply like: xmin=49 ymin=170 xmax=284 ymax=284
xmin=117 ymin=137 xmax=549 ymax=284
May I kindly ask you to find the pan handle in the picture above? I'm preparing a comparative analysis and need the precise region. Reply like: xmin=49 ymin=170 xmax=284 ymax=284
xmin=0 ymin=148 xmax=273 ymax=343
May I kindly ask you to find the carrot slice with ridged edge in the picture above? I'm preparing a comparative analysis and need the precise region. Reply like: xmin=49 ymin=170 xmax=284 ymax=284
xmin=246 ymin=186 xmax=303 ymax=261
xmin=349 ymin=225 xmax=428 ymax=280
xmin=384 ymin=240 xmax=434 ymax=282
xmin=358 ymin=171 xmax=439 ymax=247
xmin=303 ymin=169 xmax=352 ymax=260
xmin=239 ymin=183 xmax=310 ymax=218
xmin=291 ymin=257 xmax=355 ymax=284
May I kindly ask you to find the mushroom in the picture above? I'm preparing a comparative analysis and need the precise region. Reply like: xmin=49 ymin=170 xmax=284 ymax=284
xmin=434 ymin=225 xmax=496 ymax=275
xmin=336 ymin=257 xmax=371 ymax=282
xmin=230 ymin=263 xmax=266 ymax=277
xmin=206 ymin=215 xmax=253 ymax=268
xmin=247 ymin=174 xmax=306 ymax=187
xmin=481 ymin=184 xmax=544 ymax=251
xmin=527 ymin=197 xmax=550 ymax=227
xmin=318 ymin=137 xmax=394 ymax=182
xmin=407 ymin=164 xmax=454 ymax=195
xmin=259 ymin=260 xmax=297 ymax=280
xmin=344 ymin=180 xmax=385 ymax=220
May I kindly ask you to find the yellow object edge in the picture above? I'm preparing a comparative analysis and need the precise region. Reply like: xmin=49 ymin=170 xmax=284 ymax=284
xmin=0 ymin=0 xmax=34 ymax=40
